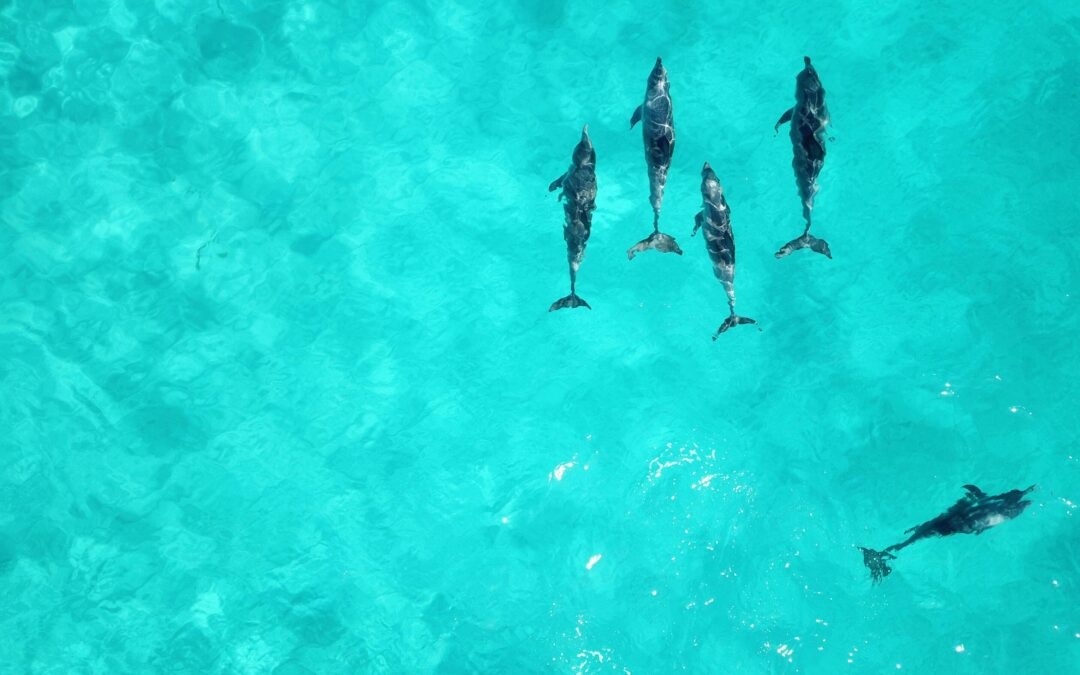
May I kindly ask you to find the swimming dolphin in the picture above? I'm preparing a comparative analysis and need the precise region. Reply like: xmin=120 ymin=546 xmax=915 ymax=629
xmin=692 ymin=163 xmax=758 ymax=338
xmin=774 ymin=56 xmax=831 ymax=259
xmin=548 ymin=125 xmax=597 ymax=311
xmin=859 ymin=484 xmax=1036 ymax=582
xmin=627 ymin=57 xmax=682 ymax=260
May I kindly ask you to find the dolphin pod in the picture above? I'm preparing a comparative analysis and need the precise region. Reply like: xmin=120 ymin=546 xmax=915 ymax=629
xmin=546 ymin=58 xmax=1037 ymax=582
xmin=547 ymin=56 xmax=831 ymax=328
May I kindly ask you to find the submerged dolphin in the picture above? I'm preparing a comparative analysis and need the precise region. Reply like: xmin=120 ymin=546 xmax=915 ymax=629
xmin=548 ymin=125 xmax=597 ymax=311
xmin=627 ymin=57 xmax=682 ymax=260
xmin=860 ymin=484 xmax=1036 ymax=582
xmin=692 ymin=163 xmax=758 ymax=338
xmin=774 ymin=56 xmax=832 ymax=259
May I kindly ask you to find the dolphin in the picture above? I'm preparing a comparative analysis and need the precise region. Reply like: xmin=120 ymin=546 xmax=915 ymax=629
xmin=627 ymin=57 xmax=682 ymax=260
xmin=548 ymin=125 xmax=597 ymax=311
xmin=774 ymin=56 xmax=832 ymax=259
xmin=859 ymin=484 xmax=1036 ymax=582
xmin=692 ymin=163 xmax=758 ymax=338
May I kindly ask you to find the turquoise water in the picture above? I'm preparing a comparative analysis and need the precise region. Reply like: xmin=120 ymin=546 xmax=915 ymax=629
xmin=2 ymin=0 xmax=1079 ymax=672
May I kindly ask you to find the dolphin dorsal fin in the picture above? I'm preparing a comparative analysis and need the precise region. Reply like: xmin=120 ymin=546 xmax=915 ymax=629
xmin=962 ymin=484 xmax=986 ymax=498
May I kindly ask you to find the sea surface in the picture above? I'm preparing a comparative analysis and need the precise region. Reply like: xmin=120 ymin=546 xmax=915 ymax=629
xmin=2 ymin=0 xmax=1079 ymax=672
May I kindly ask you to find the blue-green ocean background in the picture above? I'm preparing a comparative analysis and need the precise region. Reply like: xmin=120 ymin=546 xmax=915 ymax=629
xmin=2 ymin=0 xmax=1080 ymax=672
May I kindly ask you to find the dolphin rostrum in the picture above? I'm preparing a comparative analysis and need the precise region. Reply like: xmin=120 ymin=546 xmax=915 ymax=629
xmin=548 ymin=125 xmax=597 ymax=311
xmin=693 ymin=163 xmax=758 ymax=338
xmin=627 ymin=57 xmax=682 ymax=260
xmin=859 ymin=484 xmax=1035 ymax=582
xmin=774 ymin=56 xmax=832 ymax=259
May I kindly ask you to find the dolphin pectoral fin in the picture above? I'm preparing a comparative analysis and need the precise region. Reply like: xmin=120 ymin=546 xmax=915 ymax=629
xmin=963 ymin=484 xmax=986 ymax=498
xmin=858 ymin=547 xmax=896 ymax=584
xmin=628 ymin=231 xmax=682 ymax=259
xmin=549 ymin=293 xmax=590 ymax=312
xmin=774 ymin=107 xmax=793 ymax=134
xmin=630 ymin=105 xmax=643 ymax=129
xmin=692 ymin=212 xmax=703 ymax=237
xmin=548 ymin=172 xmax=566 ymax=193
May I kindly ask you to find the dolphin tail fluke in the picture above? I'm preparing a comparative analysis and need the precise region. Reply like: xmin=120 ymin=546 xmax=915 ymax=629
xmin=714 ymin=315 xmax=759 ymax=339
xmin=627 ymin=231 xmax=683 ymax=260
xmin=652 ymin=232 xmax=682 ymax=255
xmin=858 ymin=547 xmax=896 ymax=583
xmin=549 ymin=293 xmax=591 ymax=312
xmin=774 ymin=233 xmax=832 ymax=259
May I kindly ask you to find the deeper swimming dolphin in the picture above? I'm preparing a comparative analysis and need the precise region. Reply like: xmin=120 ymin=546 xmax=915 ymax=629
xmin=692 ymin=163 xmax=758 ymax=338
xmin=548 ymin=125 xmax=597 ymax=311
xmin=627 ymin=57 xmax=682 ymax=260
xmin=859 ymin=484 xmax=1035 ymax=582
xmin=774 ymin=56 xmax=832 ymax=259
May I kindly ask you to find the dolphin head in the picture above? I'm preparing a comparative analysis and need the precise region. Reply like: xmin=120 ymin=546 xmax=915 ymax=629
xmin=700 ymin=162 xmax=723 ymax=200
xmin=572 ymin=124 xmax=595 ymax=167
xmin=796 ymin=55 xmax=822 ymax=92
xmin=648 ymin=57 xmax=668 ymax=89
xmin=997 ymin=485 xmax=1036 ymax=520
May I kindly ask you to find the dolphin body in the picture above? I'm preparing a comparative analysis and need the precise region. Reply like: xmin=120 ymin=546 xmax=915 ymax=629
xmin=627 ymin=57 xmax=682 ymax=260
xmin=774 ymin=56 xmax=832 ymax=259
xmin=692 ymin=163 xmax=758 ymax=338
xmin=548 ymin=126 xmax=597 ymax=311
xmin=860 ymin=484 xmax=1036 ymax=582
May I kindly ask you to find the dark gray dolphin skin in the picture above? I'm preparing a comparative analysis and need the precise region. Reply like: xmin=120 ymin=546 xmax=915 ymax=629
xmin=627 ymin=57 xmax=682 ymax=260
xmin=774 ymin=56 xmax=832 ymax=259
xmin=547 ymin=125 xmax=597 ymax=311
xmin=860 ymin=484 xmax=1036 ymax=582
xmin=692 ymin=163 xmax=758 ymax=339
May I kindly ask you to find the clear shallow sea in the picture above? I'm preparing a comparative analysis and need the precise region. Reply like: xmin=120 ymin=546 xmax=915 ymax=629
xmin=2 ymin=0 xmax=1079 ymax=672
